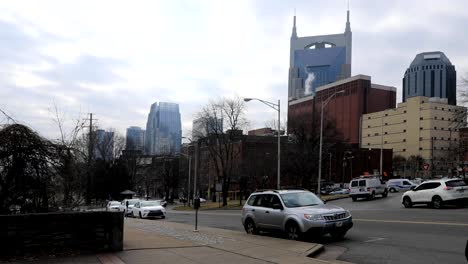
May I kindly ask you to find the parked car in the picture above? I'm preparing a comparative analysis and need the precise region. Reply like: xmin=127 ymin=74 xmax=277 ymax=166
xmin=132 ymin=200 xmax=166 ymax=219
xmin=241 ymin=189 xmax=353 ymax=240
xmin=122 ymin=199 xmax=140 ymax=217
xmin=106 ymin=201 xmax=123 ymax=212
xmin=387 ymin=179 xmax=418 ymax=193
xmin=349 ymin=176 xmax=388 ymax=201
xmin=329 ymin=188 xmax=350 ymax=195
xmin=402 ymin=178 xmax=468 ymax=209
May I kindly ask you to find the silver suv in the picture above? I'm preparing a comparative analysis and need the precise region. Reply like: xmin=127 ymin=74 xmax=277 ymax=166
xmin=241 ymin=190 xmax=353 ymax=240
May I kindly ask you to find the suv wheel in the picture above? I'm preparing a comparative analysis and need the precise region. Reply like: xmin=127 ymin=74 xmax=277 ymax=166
xmin=389 ymin=188 xmax=396 ymax=193
xmin=403 ymin=197 xmax=412 ymax=208
xmin=351 ymin=196 xmax=357 ymax=202
xmin=244 ymin=219 xmax=258 ymax=235
xmin=368 ymin=192 xmax=375 ymax=200
xmin=432 ymin=196 xmax=443 ymax=209
xmin=286 ymin=222 xmax=301 ymax=240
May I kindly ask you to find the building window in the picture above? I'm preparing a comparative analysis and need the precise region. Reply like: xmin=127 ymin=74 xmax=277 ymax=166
xmin=420 ymin=117 xmax=423 ymax=120
xmin=403 ymin=139 xmax=406 ymax=142
xmin=404 ymin=129 xmax=407 ymax=132
xmin=404 ymin=110 xmax=407 ymax=113
xmin=442 ymin=108 xmax=445 ymax=110
xmin=441 ymin=127 xmax=444 ymax=130
xmin=385 ymin=114 xmax=388 ymax=116
xmin=368 ymin=117 xmax=371 ymax=119
xmin=385 ymin=123 xmax=388 ymax=125
xmin=368 ymin=125 xmax=371 ymax=128
xmin=441 ymin=137 xmax=444 ymax=140
xmin=434 ymin=117 xmax=437 ymax=120
xmin=385 ymin=132 xmax=388 ymax=135
xmin=434 ymin=127 xmax=437 ymax=130
xmin=448 ymin=109 xmax=451 ymax=112
xmin=420 ymin=127 xmax=423 ymax=130
xmin=404 ymin=120 xmax=407 ymax=123
xmin=375 ymin=133 xmax=379 ymax=136
xmin=419 ymin=147 xmax=423 ymax=150
xmin=367 ymin=143 xmax=370 ymax=146
xmin=441 ymin=117 xmax=444 ymax=120
xmin=455 ymin=138 xmax=457 ymax=141
xmin=368 ymin=134 xmax=370 ymax=137
xmin=402 ymin=149 xmax=406 ymax=152
xmin=448 ymin=128 xmax=451 ymax=131
xmin=384 ymin=141 xmax=387 ymax=144
xmin=435 ymin=107 xmax=438 ymax=110
xmin=434 ymin=147 xmax=437 ymax=150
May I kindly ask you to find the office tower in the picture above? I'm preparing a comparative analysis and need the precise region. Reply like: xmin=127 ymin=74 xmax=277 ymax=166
xmin=288 ymin=9 xmax=352 ymax=100
xmin=403 ymin=51 xmax=457 ymax=105
xmin=145 ymin=102 xmax=182 ymax=155
xmin=126 ymin=126 xmax=145 ymax=151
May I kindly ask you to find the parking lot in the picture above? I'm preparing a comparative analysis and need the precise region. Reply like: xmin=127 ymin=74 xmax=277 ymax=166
xmin=162 ymin=193 xmax=468 ymax=264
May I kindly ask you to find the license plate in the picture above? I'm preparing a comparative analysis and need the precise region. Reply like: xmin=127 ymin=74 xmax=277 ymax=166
xmin=335 ymin=221 xmax=343 ymax=227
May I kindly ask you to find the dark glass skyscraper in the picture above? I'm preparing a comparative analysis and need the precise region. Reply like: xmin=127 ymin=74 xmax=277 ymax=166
xmin=145 ymin=102 xmax=182 ymax=155
xmin=403 ymin=51 xmax=457 ymax=105
xmin=126 ymin=126 xmax=145 ymax=151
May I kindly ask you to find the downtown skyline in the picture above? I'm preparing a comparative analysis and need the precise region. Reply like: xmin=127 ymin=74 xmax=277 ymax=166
xmin=1 ymin=0 xmax=468 ymax=140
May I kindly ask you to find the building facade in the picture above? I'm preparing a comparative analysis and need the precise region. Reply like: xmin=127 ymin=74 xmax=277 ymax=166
xmin=403 ymin=51 xmax=457 ymax=105
xmin=288 ymin=75 xmax=396 ymax=144
xmin=192 ymin=117 xmax=223 ymax=141
xmin=126 ymin=126 xmax=145 ymax=151
xmin=94 ymin=129 xmax=114 ymax=161
xmin=288 ymin=10 xmax=352 ymax=100
xmin=145 ymin=102 xmax=182 ymax=155
xmin=361 ymin=96 xmax=467 ymax=177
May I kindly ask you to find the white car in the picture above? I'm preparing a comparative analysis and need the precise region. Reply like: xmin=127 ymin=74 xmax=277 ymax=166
xmin=349 ymin=176 xmax=388 ymax=201
xmin=387 ymin=179 xmax=417 ymax=193
xmin=122 ymin=199 xmax=140 ymax=217
xmin=132 ymin=200 xmax=166 ymax=219
xmin=107 ymin=201 xmax=123 ymax=212
xmin=402 ymin=179 xmax=468 ymax=209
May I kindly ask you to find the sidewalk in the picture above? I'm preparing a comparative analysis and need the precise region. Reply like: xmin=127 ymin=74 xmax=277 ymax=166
xmin=10 ymin=218 xmax=352 ymax=264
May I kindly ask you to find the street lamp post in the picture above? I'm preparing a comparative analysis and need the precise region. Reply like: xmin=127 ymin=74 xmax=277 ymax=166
xmin=181 ymin=137 xmax=193 ymax=206
xmin=244 ymin=98 xmax=281 ymax=189
xmin=318 ymin=90 xmax=344 ymax=196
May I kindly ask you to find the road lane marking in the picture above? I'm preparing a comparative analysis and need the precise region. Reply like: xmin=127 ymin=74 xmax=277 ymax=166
xmin=364 ymin=237 xmax=385 ymax=243
xmin=354 ymin=218 xmax=468 ymax=227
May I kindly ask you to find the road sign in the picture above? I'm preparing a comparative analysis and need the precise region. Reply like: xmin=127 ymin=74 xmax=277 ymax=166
xmin=215 ymin=183 xmax=222 ymax=192
xmin=422 ymin=164 xmax=430 ymax=171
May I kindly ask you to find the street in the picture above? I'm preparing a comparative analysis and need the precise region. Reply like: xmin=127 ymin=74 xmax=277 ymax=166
xmin=164 ymin=194 xmax=468 ymax=264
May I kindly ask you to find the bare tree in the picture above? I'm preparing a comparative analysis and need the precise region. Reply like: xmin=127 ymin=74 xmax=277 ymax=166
xmin=195 ymin=97 xmax=248 ymax=206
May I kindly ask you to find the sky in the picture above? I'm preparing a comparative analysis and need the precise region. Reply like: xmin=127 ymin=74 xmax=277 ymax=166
xmin=1 ymin=0 xmax=468 ymax=141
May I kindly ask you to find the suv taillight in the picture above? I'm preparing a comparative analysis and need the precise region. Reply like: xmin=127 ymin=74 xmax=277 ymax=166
xmin=443 ymin=186 xmax=453 ymax=191
xmin=367 ymin=187 xmax=371 ymax=191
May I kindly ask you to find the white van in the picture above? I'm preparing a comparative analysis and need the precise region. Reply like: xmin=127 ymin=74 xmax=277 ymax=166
xmin=349 ymin=176 xmax=388 ymax=201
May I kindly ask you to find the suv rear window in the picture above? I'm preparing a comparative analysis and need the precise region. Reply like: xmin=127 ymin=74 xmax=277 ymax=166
xmin=359 ymin=180 xmax=366 ymax=187
xmin=247 ymin=195 xmax=258 ymax=206
xmin=446 ymin=180 xmax=467 ymax=187
xmin=351 ymin=181 xmax=358 ymax=187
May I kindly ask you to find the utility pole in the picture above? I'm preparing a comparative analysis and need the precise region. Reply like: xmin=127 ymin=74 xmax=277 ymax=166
xmin=85 ymin=113 xmax=97 ymax=205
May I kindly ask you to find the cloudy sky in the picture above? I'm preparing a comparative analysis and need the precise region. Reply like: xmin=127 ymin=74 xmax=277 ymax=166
xmin=1 ymin=0 xmax=468 ymax=140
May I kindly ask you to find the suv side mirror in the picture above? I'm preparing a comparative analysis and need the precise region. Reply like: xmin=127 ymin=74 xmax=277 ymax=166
xmin=272 ymin=203 xmax=283 ymax=210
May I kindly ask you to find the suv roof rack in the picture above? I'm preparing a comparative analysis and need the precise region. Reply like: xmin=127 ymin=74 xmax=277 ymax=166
xmin=253 ymin=189 xmax=279 ymax=193
xmin=280 ymin=187 xmax=308 ymax=191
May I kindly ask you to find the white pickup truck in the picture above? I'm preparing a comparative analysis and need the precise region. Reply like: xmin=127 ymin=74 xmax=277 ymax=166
xmin=349 ymin=176 xmax=388 ymax=201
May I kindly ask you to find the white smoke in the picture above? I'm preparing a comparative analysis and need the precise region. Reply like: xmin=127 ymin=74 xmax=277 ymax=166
xmin=304 ymin=72 xmax=316 ymax=96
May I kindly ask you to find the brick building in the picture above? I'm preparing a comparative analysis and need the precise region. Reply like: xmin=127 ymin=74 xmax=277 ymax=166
xmin=288 ymin=74 xmax=396 ymax=144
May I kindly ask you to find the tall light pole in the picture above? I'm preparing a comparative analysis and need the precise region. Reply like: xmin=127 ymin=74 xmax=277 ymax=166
xmin=318 ymin=90 xmax=344 ymax=196
xmin=181 ymin=137 xmax=193 ymax=206
xmin=380 ymin=113 xmax=384 ymax=175
xmin=244 ymin=98 xmax=281 ymax=189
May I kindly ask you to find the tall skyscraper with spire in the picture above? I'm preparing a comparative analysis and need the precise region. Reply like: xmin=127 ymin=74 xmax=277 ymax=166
xmin=288 ymin=9 xmax=352 ymax=100
xmin=145 ymin=102 xmax=182 ymax=155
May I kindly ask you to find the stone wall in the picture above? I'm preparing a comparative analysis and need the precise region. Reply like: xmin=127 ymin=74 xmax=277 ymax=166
xmin=0 ymin=211 xmax=123 ymax=258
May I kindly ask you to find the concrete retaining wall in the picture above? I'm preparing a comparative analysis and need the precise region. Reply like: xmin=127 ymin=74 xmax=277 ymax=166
xmin=0 ymin=211 xmax=123 ymax=258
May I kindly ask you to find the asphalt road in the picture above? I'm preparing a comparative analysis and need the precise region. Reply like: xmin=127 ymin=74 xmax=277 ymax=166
xmin=164 ymin=193 xmax=468 ymax=264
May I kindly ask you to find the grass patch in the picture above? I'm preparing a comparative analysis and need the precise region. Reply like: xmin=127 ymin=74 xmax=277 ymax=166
xmin=321 ymin=194 xmax=349 ymax=201
xmin=173 ymin=200 xmax=245 ymax=211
